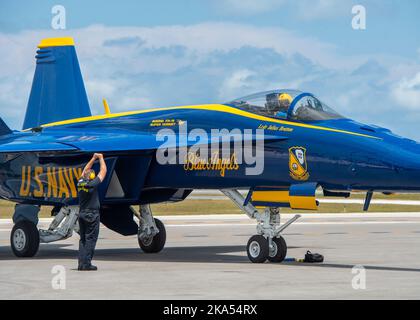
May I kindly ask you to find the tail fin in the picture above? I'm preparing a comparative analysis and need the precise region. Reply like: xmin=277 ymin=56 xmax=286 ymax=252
xmin=0 ymin=118 xmax=12 ymax=136
xmin=23 ymin=37 xmax=92 ymax=129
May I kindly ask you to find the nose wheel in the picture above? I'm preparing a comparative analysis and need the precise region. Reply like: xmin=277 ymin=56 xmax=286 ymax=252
xmin=246 ymin=235 xmax=287 ymax=263
xmin=267 ymin=236 xmax=287 ymax=263
xmin=247 ymin=235 xmax=269 ymax=263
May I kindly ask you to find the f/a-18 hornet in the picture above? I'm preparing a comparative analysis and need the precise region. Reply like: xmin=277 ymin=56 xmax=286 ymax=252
xmin=1 ymin=37 xmax=419 ymax=263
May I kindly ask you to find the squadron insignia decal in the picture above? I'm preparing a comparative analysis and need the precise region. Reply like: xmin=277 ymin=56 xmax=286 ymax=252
xmin=289 ymin=146 xmax=309 ymax=181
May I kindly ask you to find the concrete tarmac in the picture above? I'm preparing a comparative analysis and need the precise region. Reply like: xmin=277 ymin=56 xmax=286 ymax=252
xmin=0 ymin=213 xmax=420 ymax=300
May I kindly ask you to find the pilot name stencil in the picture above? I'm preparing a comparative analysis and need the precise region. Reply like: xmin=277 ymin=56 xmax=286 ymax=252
xmin=258 ymin=124 xmax=293 ymax=132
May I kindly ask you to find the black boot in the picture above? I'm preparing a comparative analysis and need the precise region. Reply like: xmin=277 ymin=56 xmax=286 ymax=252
xmin=78 ymin=264 xmax=98 ymax=271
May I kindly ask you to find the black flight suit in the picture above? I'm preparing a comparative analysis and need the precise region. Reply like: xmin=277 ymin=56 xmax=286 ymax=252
xmin=77 ymin=176 xmax=101 ymax=268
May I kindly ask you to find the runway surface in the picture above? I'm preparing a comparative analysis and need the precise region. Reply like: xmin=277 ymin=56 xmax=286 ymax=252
xmin=1 ymin=213 xmax=420 ymax=300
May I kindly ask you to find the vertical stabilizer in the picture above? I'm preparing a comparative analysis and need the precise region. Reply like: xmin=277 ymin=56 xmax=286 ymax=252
xmin=23 ymin=37 xmax=92 ymax=129
xmin=0 ymin=118 xmax=12 ymax=136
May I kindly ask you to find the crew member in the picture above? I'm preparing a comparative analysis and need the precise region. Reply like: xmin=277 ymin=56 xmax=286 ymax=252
xmin=77 ymin=153 xmax=107 ymax=271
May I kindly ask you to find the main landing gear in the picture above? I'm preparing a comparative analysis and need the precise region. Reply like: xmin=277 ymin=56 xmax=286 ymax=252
xmin=11 ymin=220 xmax=40 ymax=257
xmin=221 ymin=189 xmax=301 ymax=263
xmin=10 ymin=204 xmax=167 ymax=258
xmin=11 ymin=206 xmax=80 ymax=257
xmin=137 ymin=204 xmax=166 ymax=253
xmin=10 ymin=193 xmax=289 ymax=264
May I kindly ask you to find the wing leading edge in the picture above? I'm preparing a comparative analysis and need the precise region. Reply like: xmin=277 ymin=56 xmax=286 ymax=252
xmin=56 ymin=131 xmax=288 ymax=153
xmin=0 ymin=130 xmax=288 ymax=153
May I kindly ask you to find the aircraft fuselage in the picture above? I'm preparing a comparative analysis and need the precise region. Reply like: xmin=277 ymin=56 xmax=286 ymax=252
xmin=1 ymin=104 xmax=420 ymax=207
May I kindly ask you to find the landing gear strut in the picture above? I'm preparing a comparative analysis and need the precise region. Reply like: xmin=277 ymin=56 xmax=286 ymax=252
xmin=10 ymin=206 xmax=80 ymax=258
xmin=221 ymin=189 xmax=300 ymax=263
xmin=137 ymin=204 xmax=166 ymax=253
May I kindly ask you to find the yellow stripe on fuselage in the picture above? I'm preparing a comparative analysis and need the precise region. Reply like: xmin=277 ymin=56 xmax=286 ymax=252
xmin=252 ymin=191 xmax=290 ymax=203
xmin=251 ymin=190 xmax=318 ymax=210
xmin=289 ymin=196 xmax=318 ymax=210
xmin=39 ymin=104 xmax=380 ymax=139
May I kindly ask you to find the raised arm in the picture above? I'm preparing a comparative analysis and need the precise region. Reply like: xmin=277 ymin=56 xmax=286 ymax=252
xmin=97 ymin=154 xmax=107 ymax=182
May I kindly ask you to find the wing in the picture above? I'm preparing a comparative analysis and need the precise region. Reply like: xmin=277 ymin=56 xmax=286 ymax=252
xmin=0 ymin=134 xmax=77 ymax=152
xmin=0 ymin=129 xmax=288 ymax=153
xmin=55 ymin=130 xmax=288 ymax=152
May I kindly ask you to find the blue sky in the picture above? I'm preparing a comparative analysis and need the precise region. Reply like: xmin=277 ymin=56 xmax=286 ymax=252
xmin=0 ymin=0 xmax=420 ymax=138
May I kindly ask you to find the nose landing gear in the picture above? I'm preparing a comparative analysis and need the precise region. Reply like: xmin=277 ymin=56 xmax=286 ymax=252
xmin=221 ymin=189 xmax=300 ymax=263
xmin=246 ymin=235 xmax=287 ymax=263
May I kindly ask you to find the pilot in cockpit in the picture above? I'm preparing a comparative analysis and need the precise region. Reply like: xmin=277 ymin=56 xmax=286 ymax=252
xmin=265 ymin=93 xmax=293 ymax=118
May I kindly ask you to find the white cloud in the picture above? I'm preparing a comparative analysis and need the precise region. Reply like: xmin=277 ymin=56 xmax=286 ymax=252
xmin=219 ymin=69 xmax=255 ymax=99
xmin=0 ymin=22 xmax=346 ymax=129
xmin=0 ymin=23 xmax=419 ymax=140
xmin=214 ymin=0 xmax=285 ymax=15
xmin=392 ymin=72 xmax=420 ymax=110
xmin=214 ymin=0 xmax=357 ymax=20
xmin=295 ymin=0 xmax=353 ymax=20
xmin=0 ymin=23 xmax=360 ymax=70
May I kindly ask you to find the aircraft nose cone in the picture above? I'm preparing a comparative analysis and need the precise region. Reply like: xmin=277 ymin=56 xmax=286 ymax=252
xmin=391 ymin=140 xmax=420 ymax=189
xmin=401 ymin=140 xmax=420 ymax=155
xmin=400 ymin=151 xmax=420 ymax=167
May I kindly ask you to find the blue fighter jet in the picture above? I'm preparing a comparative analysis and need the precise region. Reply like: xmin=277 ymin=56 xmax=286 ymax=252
xmin=1 ymin=37 xmax=419 ymax=263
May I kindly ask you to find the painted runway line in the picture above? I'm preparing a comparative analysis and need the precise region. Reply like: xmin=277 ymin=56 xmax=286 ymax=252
xmin=165 ymin=221 xmax=420 ymax=227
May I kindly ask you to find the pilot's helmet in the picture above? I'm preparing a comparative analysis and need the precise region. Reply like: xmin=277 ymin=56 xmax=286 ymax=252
xmin=278 ymin=93 xmax=293 ymax=111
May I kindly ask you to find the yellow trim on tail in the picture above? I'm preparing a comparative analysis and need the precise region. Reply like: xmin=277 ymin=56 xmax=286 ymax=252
xmin=39 ymin=104 xmax=380 ymax=139
xmin=38 ymin=37 xmax=75 ymax=48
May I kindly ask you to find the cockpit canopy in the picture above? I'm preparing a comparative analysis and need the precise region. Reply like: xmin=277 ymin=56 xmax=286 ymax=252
xmin=227 ymin=89 xmax=343 ymax=121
